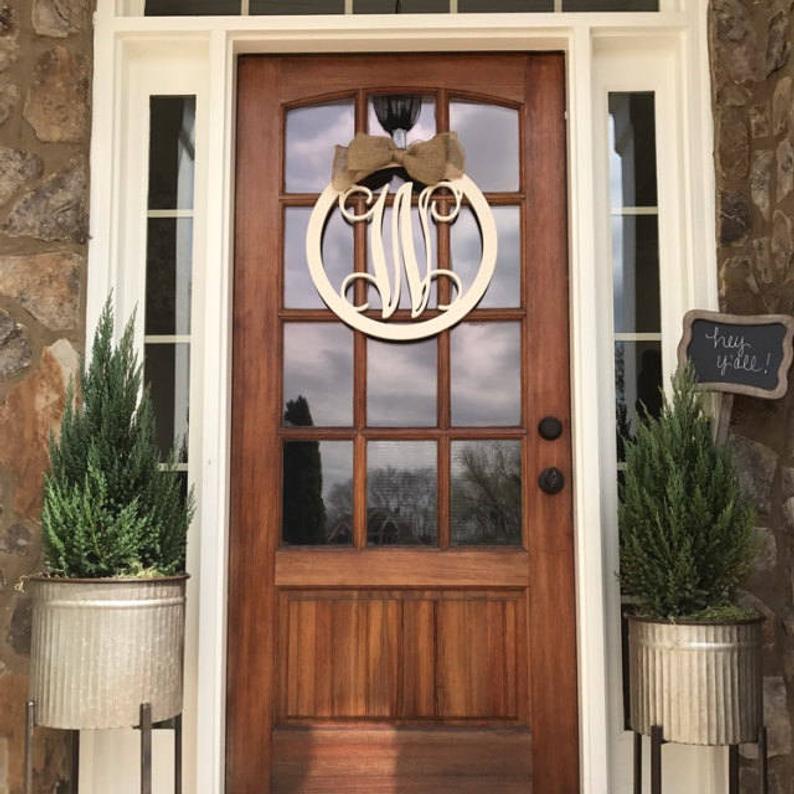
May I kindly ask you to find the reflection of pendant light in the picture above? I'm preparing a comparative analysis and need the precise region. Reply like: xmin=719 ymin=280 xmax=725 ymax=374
xmin=373 ymin=94 xmax=421 ymax=149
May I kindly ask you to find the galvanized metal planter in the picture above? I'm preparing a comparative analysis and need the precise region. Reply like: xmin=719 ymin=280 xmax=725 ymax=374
xmin=628 ymin=615 xmax=763 ymax=746
xmin=28 ymin=575 xmax=188 ymax=730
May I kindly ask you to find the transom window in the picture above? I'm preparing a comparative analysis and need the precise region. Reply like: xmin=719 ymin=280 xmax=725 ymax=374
xmin=143 ymin=0 xmax=659 ymax=15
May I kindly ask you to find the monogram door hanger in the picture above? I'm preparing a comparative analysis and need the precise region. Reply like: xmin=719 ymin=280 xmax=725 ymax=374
xmin=306 ymin=127 xmax=498 ymax=341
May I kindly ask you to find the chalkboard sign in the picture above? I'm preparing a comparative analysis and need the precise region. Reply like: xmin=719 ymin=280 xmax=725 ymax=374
xmin=677 ymin=310 xmax=794 ymax=400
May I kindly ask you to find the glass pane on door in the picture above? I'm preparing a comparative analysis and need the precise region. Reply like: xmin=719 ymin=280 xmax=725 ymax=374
xmin=451 ymin=323 xmax=522 ymax=426
xmin=367 ymin=441 xmax=438 ymax=545
xmin=449 ymin=101 xmax=520 ymax=191
xmin=283 ymin=324 xmax=354 ymax=427
xmin=285 ymin=101 xmax=355 ymax=193
xmin=450 ymin=206 xmax=521 ymax=308
xmin=367 ymin=338 xmax=437 ymax=426
xmin=451 ymin=440 xmax=522 ymax=545
xmin=283 ymin=441 xmax=354 ymax=545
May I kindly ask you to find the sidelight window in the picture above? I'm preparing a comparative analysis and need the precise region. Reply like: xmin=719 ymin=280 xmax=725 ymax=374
xmin=609 ymin=92 xmax=662 ymax=460
xmin=143 ymin=96 xmax=196 ymax=484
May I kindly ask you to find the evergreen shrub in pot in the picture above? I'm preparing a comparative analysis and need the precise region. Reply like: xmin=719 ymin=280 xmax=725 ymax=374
xmin=26 ymin=303 xmax=194 ymax=729
xmin=620 ymin=368 xmax=761 ymax=746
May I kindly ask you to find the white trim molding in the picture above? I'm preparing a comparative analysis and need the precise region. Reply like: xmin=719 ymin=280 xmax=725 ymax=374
xmin=83 ymin=4 xmax=717 ymax=793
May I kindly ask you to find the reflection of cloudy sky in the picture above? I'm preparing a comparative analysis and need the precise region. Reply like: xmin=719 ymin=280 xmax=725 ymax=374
xmin=367 ymin=338 xmax=437 ymax=425
xmin=451 ymin=206 xmax=520 ymax=308
xmin=450 ymin=101 xmax=519 ymax=192
xmin=368 ymin=440 xmax=436 ymax=474
xmin=317 ymin=441 xmax=353 ymax=499
xmin=608 ymin=109 xmax=625 ymax=209
xmin=283 ymin=324 xmax=354 ymax=426
xmin=451 ymin=323 xmax=521 ymax=426
xmin=284 ymin=321 xmax=520 ymax=429
xmin=285 ymin=207 xmax=354 ymax=309
xmin=286 ymin=101 xmax=355 ymax=193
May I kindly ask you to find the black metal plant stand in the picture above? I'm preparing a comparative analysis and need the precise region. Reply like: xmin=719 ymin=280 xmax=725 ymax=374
xmin=24 ymin=700 xmax=182 ymax=794
xmin=632 ymin=725 xmax=769 ymax=794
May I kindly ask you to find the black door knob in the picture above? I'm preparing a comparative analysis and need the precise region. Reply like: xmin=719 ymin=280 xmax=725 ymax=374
xmin=538 ymin=416 xmax=563 ymax=441
xmin=538 ymin=467 xmax=565 ymax=495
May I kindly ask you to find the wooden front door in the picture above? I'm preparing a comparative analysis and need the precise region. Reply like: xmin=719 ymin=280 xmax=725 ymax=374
xmin=228 ymin=53 xmax=578 ymax=794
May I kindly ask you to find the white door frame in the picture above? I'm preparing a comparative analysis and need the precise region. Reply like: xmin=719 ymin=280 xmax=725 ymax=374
xmin=81 ymin=3 xmax=720 ymax=792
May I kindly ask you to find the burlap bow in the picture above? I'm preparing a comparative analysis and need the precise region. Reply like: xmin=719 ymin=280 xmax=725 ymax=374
xmin=332 ymin=132 xmax=465 ymax=191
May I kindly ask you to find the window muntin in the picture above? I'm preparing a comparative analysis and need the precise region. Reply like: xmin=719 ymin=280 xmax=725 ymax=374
xmin=144 ymin=96 xmax=196 ymax=474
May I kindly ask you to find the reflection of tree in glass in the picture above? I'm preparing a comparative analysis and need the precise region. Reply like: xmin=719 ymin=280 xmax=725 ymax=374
xmin=282 ymin=396 xmax=326 ymax=545
xmin=326 ymin=480 xmax=353 ymax=545
xmin=615 ymin=346 xmax=631 ymax=461
xmin=452 ymin=442 xmax=521 ymax=545
xmin=367 ymin=467 xmax=436 ymax=545
xmin=616 ymin=346 xmax=663 ymax=462
xmin=637 ymin=348 xmax=662 ymax=419
xmin=324 ymin=466 xmax=438 ymax=546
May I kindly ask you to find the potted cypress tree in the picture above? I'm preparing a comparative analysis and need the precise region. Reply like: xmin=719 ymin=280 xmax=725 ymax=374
xmin=25 ymin=302 xmax=194 ymax=730
xmin=620 ymin=367 xmax=761 ymax=746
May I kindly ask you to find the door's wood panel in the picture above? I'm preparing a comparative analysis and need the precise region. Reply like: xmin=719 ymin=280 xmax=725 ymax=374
xmin=282 ymin=595 xmax=400 ymax=718
xmin=272 ymin=53 xmax=527 ymax=105
xmin=401 ymin=599 xmax=435 ymax=718
xmin=436 ymin=598 xmax=519 ymax=719
xmin=278 ymin=590 xmax=524 ymax=721
xmin=272 ymin=726 xmax=532 ymax=794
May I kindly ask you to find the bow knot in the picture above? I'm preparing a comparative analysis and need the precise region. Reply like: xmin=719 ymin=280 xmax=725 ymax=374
xmin=332 ymin=132 xmax=465 ymax=191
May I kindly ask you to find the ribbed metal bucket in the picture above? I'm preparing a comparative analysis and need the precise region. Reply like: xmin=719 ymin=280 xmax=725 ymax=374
xmin=628 ymin=616 xmax=763 ymax=746
xmin=28 ymin=575 xmax=187 ymax=730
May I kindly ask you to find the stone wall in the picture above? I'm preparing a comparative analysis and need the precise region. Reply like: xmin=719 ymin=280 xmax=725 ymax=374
xmin=0 ymin=0 xmax=91 ymax=792
xmin=711 ymin=0 xmax=794 ymax=790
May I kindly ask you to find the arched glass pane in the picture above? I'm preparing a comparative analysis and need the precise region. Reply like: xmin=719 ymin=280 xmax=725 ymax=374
xmin=285 ymin=101 xmax=355 ymax=193
xmin=450 ymin=101 xmax=520 ymax=192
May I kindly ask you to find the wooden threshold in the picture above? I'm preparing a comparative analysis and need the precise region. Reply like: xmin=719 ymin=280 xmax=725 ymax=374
xmin=275 ymin=548 xmax=530 ymax=587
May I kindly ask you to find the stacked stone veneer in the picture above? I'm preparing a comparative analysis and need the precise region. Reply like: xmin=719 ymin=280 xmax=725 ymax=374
xmin=0 ymin=0 xmax=92 ymax=792
xmin=711 ymin=0 xmax=794 ymax=790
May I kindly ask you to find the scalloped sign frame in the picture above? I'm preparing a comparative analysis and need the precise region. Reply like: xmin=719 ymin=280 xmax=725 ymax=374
xmin=677 ymin=310 xmax=794 ymax=400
